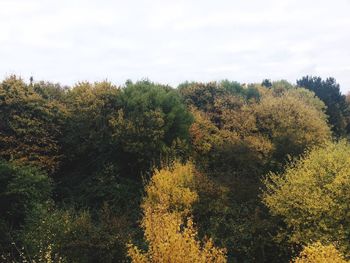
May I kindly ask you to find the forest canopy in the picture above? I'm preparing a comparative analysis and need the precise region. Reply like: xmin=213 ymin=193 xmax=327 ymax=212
xmin=0 ymin=75 xmax=349 ymax=263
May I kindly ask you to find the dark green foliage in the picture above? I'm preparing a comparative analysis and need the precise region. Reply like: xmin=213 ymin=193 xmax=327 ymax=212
xmin=0 ymin=161 xmax=51 ymax=257
xmin=262 ymin=79 xmax=272 ymax=88
xmin=58 ymin=80 xmax=193 ymax=210
xmin=61 ymin=80 xmax=192 ymax=181
xmin=62 ymin=81 xmax=121 ymax=167
xmin=194 ymin=193 xmax=289 ymax=262
xmin=0 ymin=161 xmax=51 ymax=228
xmin=22 ymin=205 xmax=131 ymax=263
xmin=117 ymin=80 xmax=193 ymax=176
xmin=297 ymin=76 xmax=350 ymax=137
xmin=69 ymin=163 xmax=143 ymax=216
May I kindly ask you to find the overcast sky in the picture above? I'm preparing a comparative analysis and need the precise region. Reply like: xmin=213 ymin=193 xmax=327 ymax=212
xmin=0 ymin=0 xmax=349 ymax=92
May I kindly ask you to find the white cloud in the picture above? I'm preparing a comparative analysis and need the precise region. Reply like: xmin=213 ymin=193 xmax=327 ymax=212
xmin=0 ymin=0 xmax=349 ymax=92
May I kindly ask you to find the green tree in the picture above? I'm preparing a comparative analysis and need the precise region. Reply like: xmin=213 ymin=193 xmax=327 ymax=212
xmin=61 ymin=81 xmax=122 ymax=175
xmin=261 ymin=79 xmax=272 ymax=88
xmin=297 ymin=76 xmax=349 ymax=137
xmin=58 ymin=81 xmax=137 ymax=211
xmin=58 ymin=80 xmax=193 ymax=216
xmin=22 ymin=205 xmax=130 ymax=263
xmin=62 ymin=80 xmax=192 ymax=181
xmin=0 ymin=161 xmax=52 ymax=257
xmin=117 ymin=80 xmax=193 ymax=176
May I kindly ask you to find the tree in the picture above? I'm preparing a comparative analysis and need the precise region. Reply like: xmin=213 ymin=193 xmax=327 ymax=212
xmin=0 ymin=161 xmax=52 ymax=257
xmin=261 ymin=79 xmax=272 ymax=88
xmin=187 ymin=81 xmax=331 ymax=178
xmin=22 ymin=205 xmax=130 ymax=263
xmin=58 ymin=80 xmax=192 ymax=208
xmin=0 ymin=161 xmax=52 ymax=227
xmin=117 ymin=81 xmax=193 ymax=176
xmin=270 ymin=80 xmax=294 ymax=94
xmin=128 ymin=163 xmax=227 ymax=263
xmin=62 ymin=80 xmax=193 ymax=182
xmin=263 ymin=141 xmax=350 ymax=258
xmin=184 ymin=81 xmax=331 ymax=261
xmin=252 ymin=88 xmax=331 ymax=167
xmin=58 ymin=81 xmax=139 ymax=212
xmin=345 ymin=92 xmax=350 ymax=134
xmin=297 ymin=76 xmax=349 ymax=136
xmin=179 ymin=81 xmax=259 ymax=122
xmin=293 ymin=242 xmax=348 ymax=263
xmin=33 ymin=81 xmax=68 ymax=102
xmin=0 ymin=76 xmax=66 ymax=173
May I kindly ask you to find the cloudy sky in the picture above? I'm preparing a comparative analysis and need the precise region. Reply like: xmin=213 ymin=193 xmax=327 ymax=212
xmin=0 ymin=0 xmax=349 ymax=92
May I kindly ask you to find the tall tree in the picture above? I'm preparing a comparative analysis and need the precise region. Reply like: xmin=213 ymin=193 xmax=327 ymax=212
xmin=0 ymin=76 xmax=66 ymax=173
xmin=58 ymin=80 xmax=193 ymax=209
xmin=297 ymin=76 xmax=349 ymax=136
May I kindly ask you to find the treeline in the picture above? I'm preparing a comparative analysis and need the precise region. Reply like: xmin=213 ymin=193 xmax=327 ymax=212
xmin=0 ymin=75 xmax=349 ymax=262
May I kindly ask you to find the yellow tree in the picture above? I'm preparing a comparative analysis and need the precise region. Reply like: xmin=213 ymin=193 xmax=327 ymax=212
xmin=263 ymin=141 xmax=350 ymax=258
xmin=128 ymin=163 xmax=227 ymax=263
xmin=294 ymin=242 xmax=348 ymax=263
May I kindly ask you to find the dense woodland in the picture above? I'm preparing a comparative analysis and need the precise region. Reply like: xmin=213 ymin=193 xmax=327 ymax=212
xmin=1 ymin=75 xmax=350 ymax=262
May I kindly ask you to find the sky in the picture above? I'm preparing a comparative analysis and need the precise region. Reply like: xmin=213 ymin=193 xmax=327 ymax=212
xmin=0 ymin=0 xmax=350 ymax=93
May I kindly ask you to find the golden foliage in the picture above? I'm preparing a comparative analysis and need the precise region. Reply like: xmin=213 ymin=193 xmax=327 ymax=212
xmin=142 ymin=162 xmax=198 ymax=215
xmin=188 ymin=84 xmax=331 ymax=180
xmin=252 ymin=90 xmax=331 ymax=155
xmin=293 ymin=242 xmax=348 ymax=263
xmin=128 ymin=163 xmax=227 ymax=263
xmin=263 ymin=141 xmax=350 ymax=256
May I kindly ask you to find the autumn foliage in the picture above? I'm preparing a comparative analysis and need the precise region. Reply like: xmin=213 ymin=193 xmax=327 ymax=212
xmin=128 ymin=163 xmax=227 ymax=263
xmin=1 ymin=76 xmax=350 ymax=262
xmin=293 ymin=242 xmax=348 ymax=263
